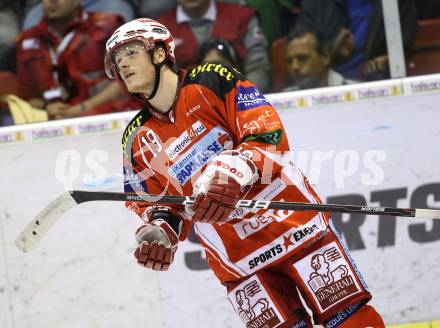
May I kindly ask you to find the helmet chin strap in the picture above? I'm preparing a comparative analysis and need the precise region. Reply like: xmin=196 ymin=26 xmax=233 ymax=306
xmin=147 ymin=51 xmax=165 ymax=101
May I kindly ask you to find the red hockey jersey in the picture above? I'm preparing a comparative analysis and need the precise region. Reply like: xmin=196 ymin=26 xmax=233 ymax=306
xmin=123 ymin=64 xmax=330 ymax=283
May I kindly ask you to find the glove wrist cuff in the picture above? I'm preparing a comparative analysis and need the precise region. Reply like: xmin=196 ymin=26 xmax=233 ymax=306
xmin=149 ymin=209 xmax=183 ymax=236
xmin=151 ymin=219 xmax=179 ymax=248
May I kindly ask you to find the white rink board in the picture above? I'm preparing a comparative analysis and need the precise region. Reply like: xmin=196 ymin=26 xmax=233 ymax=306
xmin=276 ymin=92 xmax=440 ymax=324
xmin=1 ymin=75 xmax=440 ymax=327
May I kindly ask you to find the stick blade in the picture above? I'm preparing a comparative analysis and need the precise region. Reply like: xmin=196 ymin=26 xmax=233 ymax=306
xmin=415 ymin=209 xmax=440 ymax=220
xmin=15 ymin=192 xmax=78 ymax=253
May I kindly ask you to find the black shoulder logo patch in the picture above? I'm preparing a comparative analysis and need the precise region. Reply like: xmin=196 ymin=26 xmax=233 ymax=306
xmin=121 ymin=109 xmax=150 ymax=150
xmin=189 ymin=63 xmax=238 ymax=82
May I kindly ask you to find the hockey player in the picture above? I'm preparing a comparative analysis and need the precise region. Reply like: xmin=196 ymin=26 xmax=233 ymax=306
xmin=105 ymin=18 xmax=385 ymax=328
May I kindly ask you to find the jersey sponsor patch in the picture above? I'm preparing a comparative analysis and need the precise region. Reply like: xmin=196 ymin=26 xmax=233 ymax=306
xmin=236 ymin=85 xmax=270 ymax=112
xmin=165 ymin=120 xmax=206 ymax=160
xmin=168 ymin=127 xmax=232 ymax=185
xmin=292 ymin=242 xmax=363 ymax=312
xmin=248 ymin=244 xmax=284 ymax=270
xmin=189 ymin=62 xmax=236 ymax=81
xmin=324 ymin=302 xmax=362 ymax=328
xmin=123 ymin=167 xmax=147 ymax=193
xmin=243 ymin=129 xmax=282 ymax=145
xmin=240 ymin=108 xmax=283 ymax=144
xmin=233 ymin=207 xmax=290 ymax=239
xmin=235 ymin=216 xmax=325 ymax=273
xmin=228 ymin=276 xmax=285 ymax=328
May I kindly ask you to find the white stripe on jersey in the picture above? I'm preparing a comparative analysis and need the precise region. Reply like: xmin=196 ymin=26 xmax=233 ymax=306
xmin=203 ymin=247 xmax=242 ymax=279
xmin=283 ymin=164 xmax=319 ymax=204
xmin=194 ymin=222 xmax=248 ymax=276
xmin=255 ymin=146 xmax=320 ymax=205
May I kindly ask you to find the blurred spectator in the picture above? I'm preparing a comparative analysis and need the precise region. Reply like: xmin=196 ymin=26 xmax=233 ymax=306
xmin=0 ymin=1 xmax=27 ymax=72
xmin=23 ymin=0 xmax=136 ymax=29
xmin=416 ymin=0 xmax=440 ymax=20
xmin=136 ymin=0 xmax=252 ymax=20
xmin=158 ymin=0 xmax=271 ymax=91
xmin=284 ymin=26 xmax=356 ymax=91
xmin=296 ymin=0 xmax=417 ymax=81
xmin=198 ymin=38 xmax=241 ymax=69
xmin=245 ymin=0 xmax=298 ymax=44
xmin=16 ymin=0 xmax=139 ymax=120
xmin=136 ymin=0 xmax=177 ymax=19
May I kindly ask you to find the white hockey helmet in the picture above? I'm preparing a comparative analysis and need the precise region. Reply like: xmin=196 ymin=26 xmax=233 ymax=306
xmin=104 ymin=18 xmax=176 ymax=79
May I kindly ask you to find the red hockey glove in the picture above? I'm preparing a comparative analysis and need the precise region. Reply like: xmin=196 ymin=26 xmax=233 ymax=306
xmin=133 ymin=211 xmax=181 ymax=271
xmin=188 ymin=150 xmax=258 ymax=223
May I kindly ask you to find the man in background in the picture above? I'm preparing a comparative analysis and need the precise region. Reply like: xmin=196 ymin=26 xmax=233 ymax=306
xmin=22 ymin=0 xmax=135 ymax=29
xmin=295 ymin=0 xmax=417 ymax=81
xmin=284 ymin=26 xmax=356 ymax=91
xmin=16 ymin=0 xmax=139 ymax=119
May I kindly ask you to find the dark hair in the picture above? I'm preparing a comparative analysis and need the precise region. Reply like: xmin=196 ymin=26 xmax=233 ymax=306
xmin=198 ymin=39 xmax=240 ymax=68
xmin=286 ymin=25 xmax=329 ymax=55
xmin=154 ymin=41 xmax=178 ymax=71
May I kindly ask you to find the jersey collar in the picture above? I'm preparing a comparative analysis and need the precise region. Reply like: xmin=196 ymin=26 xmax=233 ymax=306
xmin=176 ymin=0 xmax=216 ymax=23
xmin=144 ymin=69 xmax=187 ymax=123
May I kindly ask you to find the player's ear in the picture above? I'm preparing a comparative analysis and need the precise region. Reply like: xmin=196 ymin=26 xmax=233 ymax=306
xmin=153 ymin=47 xmax=166 ymax=65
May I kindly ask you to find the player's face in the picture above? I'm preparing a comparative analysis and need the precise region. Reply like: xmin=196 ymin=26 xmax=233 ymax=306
xmin=42 ymin=0 xmax=80 ymax=19
xmin=285 ymin=33 xmax=330 ymax=89
xmin=114 ymin=41 xmax=155 ymax=94
xmin=178 ymin=0 xmax=210 ymax=10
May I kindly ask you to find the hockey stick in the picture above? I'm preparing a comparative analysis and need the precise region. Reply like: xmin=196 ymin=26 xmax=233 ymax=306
xmin=15 ymin=190 xmax=440 ymax=253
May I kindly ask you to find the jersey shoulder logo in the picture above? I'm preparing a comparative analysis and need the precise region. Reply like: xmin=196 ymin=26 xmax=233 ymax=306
xmin=184 ymin=63 xmax=242 ymax=100
xmin=235 ymin=85 xmax=270 ymax=112
xmin=188 ymin=63 xmax=238 ymax=81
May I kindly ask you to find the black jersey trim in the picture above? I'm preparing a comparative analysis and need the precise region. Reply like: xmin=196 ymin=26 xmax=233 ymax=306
xmin=121 ymin=106 xmax=151 ymax=151
xmin=184 ymin=63 xmax=245 ymax=101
